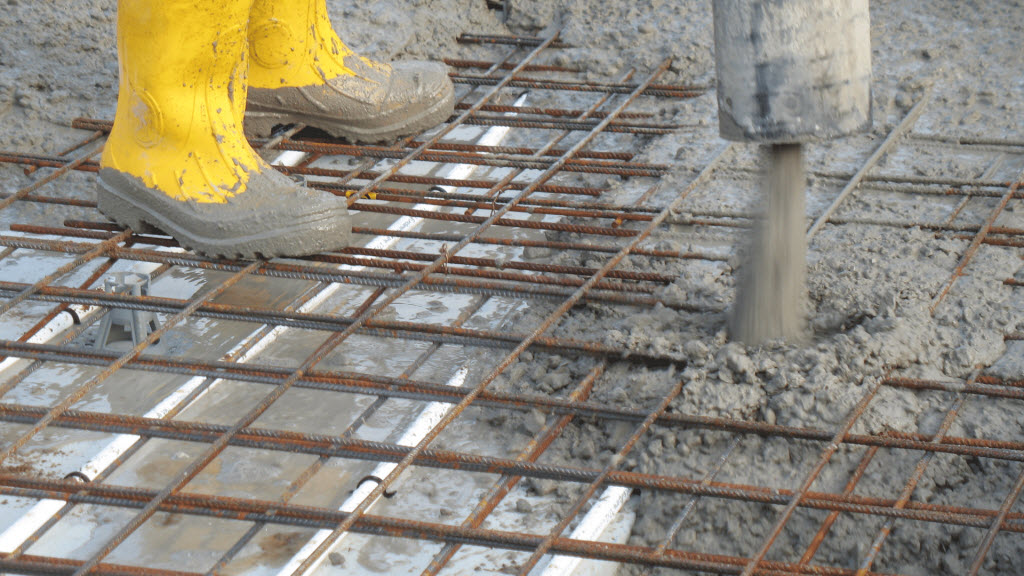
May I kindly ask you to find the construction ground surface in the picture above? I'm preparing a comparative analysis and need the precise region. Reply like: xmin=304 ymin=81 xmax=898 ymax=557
xmin=0 ymin=0 xmax=1023 ymax=574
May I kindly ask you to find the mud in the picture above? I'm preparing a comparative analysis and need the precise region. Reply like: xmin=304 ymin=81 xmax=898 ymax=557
xmin=2 ymin=0 xmax=1024 ymax=575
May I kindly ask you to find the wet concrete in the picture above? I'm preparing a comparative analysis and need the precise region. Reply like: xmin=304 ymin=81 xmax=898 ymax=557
xmin=732 ymin=144 xmax=807 ymax=344
xmin=1 ymin=1 xmax=1024 ymax=574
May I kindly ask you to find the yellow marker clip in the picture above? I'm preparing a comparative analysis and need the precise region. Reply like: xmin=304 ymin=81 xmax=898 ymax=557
xmin=345 ymin=190 xmax=376 ymax=200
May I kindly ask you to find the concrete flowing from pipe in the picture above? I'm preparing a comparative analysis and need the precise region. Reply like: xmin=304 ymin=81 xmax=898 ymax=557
xmin=732 ymin=144 xmax=807 ymax=344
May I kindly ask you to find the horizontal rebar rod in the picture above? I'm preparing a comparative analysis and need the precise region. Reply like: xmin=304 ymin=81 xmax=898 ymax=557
xmin=454 ymin=114 xmax=690 ymax=134
xmin=444 ymin=58 xmax=577 ymax=73
xmin=2 ymin=149 xmax=611 ymax=197
xmin=0 ymin=423 xmax=1019 ymax=541
xmin=452 ymin=101 xmax=657 ymax=120
xmin=0 ymin=202 xmax=729 ymax=261
xmin=0 ymin=234 xmax=715 ymax=311
xmin=458 ymin=33 xmax=571 ymax=48
xmin=0 ymin=555 xmax=201 ymax=576
xmin=0 ymin=475 xmax=903 ymax=576
xmin=2 ymin=342 xmax=1021 ymax=466
xmin=450 ymin=73 xmax=703 ymax=98
xmin=0 ymin=282 xmax=691 ymax=359
xmin=404 ymin=137 xmax=636 ymax=159
xmin=69 ymin=119 xmax=672 ymax=173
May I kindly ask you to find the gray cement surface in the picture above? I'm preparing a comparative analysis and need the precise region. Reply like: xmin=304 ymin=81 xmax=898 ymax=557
xmin=2 ymin=1 xmax=1024 ymax=575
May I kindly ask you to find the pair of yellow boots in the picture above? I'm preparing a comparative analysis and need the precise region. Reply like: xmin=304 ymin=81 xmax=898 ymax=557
xmin=100 ymin=0 xmax=455 ymax=258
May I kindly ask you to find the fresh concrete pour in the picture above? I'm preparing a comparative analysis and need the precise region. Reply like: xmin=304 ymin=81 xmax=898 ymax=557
xmin=2 ymin=0 xmax=1024 ymax=574
xmin=714 ymin=0 xmax=873 ymax=344
xmin=732 ymin=143 xmax=807 ymax=343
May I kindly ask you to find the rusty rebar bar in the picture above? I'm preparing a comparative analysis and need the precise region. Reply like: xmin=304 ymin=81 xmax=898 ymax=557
xmin=0 ymin=474 xmax=912 ymax=575
xmin=266 ymin=138 xmax=672 ymax=175
xmin=0 ymin=555 xmax=201 ymax=576
xmin=855 ymin=388 xmax=971 ymax=575
xmin=455 ymin=114 xmax=689 ymax=134
xmin=0 ymin=261 xmax=262 ymax=467
xmin=930 ymin=177 xmax=1022 ymax=312
xmin=6 ymin=405 xmax=1023 ymax=534
xmin=640 ymin=437 xmax=743 ymax=576
xmin=65 ymin=119 xmax=668 ymax=175
xmin=0 ymin=230 xmax=131 ymax=318
xmin=444 ymin=58 xmax=576 ymax=73
xmin=286 ymin=56 xmax=683 ymax=575
xmin=2 ymin=273 xmax=333 ymax=561
xmin=806 ymin=91 xmax=931 ymax=240
xmin=968 ymin=463 xmax=1024 ymax=574
xmin=202 ymin=286 xmax=392 ymax=574
xmin=405 ymin=137 xmax=636 ymax=159
xmin=516 ymin=376 xmax=684 ymax=574
xmin=22 ymin=130 xmax=104 ymax=176
xmin=4 ymin=146 xmax=611 ymax=197
xmin=5 ymin=342 xmax=1024 ymax=463
xmin=421 ymin=362 xmax=605 ymax=575
xmin=740 ymin=374 xmax=888 ymax=576
xmin=797 ymin=446 xmax=881 ymax=567
xmin=0 ymin=140 xmax=103 ymax=212
xmin=0 ymin=236 xmax=706 ymax=311
xmin=457 ymin=33 xmax=570 ymax=48
xmin=453 ymin=101 xmax=656 ymax=120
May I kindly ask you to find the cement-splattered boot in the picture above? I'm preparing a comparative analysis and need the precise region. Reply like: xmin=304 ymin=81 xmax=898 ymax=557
xmin=245 ymin=0 xmax=456 ymax=143
xmin=99 ymin=0 xmax=351 ymax=259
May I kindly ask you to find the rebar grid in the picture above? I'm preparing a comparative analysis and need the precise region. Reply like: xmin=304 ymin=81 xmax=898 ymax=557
xmin=0 ymin=31 xmax=1020 ymax=576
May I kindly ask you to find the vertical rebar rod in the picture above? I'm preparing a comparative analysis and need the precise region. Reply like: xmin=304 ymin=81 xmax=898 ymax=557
xmin=421 ymin=362 xmax=605 ymax=576
xmin=855 ymin=391 xmax=971 ymax=575
xmin=515 ymin=376 xmax=684 ymax=575
xmin=639 ymin=436 xmax=742 ymax=576
xmin=796 ymin=445 xmax=880 ymax=567
xmin=930 ymin=175 xmax=1023 ymax=313
xmin=739 ymin=373 xmax=889 ymax=576
xmin=805 ymin=91 xmax=931 ymax=240
xmin=285 ymin=59 xmax=688 ymax=575
xmin=967 ymin=463 xmax=1024 ymax=575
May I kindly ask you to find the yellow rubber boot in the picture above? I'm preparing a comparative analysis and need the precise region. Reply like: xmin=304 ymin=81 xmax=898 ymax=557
xmin=99 ymin=0 xmax=351 ymax=259
xmin=248 ymin=0 xmax=363 ymax=89
xmin=245 ymin=0 xmax=455 ymax=143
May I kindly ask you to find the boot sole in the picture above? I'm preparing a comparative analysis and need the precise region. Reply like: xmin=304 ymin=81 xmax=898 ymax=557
xmin=97 ymin=176 xmax=351 ymax=260
xmin=245 ymin=84 xmax=456 ymax=144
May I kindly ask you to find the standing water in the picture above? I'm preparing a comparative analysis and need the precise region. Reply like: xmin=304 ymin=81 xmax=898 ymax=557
xmin=732 ymin=143 xmax=807 ymax=344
